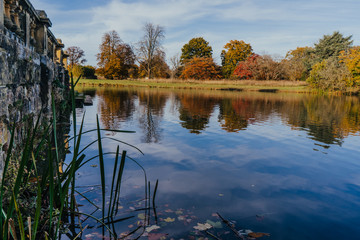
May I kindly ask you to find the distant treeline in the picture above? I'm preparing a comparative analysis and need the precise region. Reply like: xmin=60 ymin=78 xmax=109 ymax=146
xmin=67 ymin=24 xmax=360 ymax=92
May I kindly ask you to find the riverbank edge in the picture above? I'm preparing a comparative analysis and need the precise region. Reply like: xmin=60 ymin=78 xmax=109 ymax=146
xmin=77 ymin=79 xmax=312 ymax=93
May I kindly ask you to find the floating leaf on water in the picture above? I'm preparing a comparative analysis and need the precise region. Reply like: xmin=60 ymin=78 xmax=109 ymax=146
xmin=164 ymin=217 xmax=175 ymax=222
xmin=146 ymin=225 xmax=161 ymax=233
xmin=178 ymin=216 xmax=186 ymax=221
xmin=247 ymin=232 xmax=270 ymax=238
xmin=165 ymin=209 xmax=173 ymax=213
xmin=138 ymin=213 xmax=145 ymax=220
xmin=218 ymin=194 xmax=224 ymax=197
xmin=206 ymin=220 xmax=222 ymax=228
xmin=148 ymin=233 xmax=168 ymax=240
xmin=175 ymin=210 xmax=183 ymax=215
xmin=90 ymin=164 xmax=97 ymax=167
xmin=193 ymin=223 xmax=212 ymax=231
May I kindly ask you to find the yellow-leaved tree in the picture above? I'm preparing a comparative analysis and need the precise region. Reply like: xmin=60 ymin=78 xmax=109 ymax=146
xmin=339 ymin=46 xmax=360 ymax=86
xmin=221 ymin=40 xmax=253 ymax=78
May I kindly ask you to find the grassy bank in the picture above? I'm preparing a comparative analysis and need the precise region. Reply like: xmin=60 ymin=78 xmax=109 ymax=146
xmin=77 ymin=78 xmax=311 ymax=93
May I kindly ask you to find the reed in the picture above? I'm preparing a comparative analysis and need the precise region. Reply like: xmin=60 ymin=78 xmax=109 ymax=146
xmin=0 ymin=75 xmax=156 ymax=239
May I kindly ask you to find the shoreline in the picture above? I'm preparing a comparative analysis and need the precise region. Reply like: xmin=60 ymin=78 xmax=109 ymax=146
xmin=77 ymin=79 xmax=312 ymax=93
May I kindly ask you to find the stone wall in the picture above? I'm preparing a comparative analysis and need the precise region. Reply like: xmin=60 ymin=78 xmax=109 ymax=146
xmin=0 ymin=0 xmax=69 ymax=172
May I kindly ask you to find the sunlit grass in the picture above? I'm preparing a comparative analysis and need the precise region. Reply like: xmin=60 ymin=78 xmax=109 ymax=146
xmin=77 ymin=78 xmax=310 ymax=92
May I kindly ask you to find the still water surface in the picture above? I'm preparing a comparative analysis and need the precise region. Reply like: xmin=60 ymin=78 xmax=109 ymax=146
xmin=68 ymin=87 xmax=360 ymax=239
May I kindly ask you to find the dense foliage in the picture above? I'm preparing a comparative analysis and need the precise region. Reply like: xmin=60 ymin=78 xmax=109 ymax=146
xmin=221 ymin=40 xmax=253 ymax=78
xmin=64 ymin=28 xmax=360 ymax=91
xmin=180 ymin=37 xmax=213 ymax=63
xmin=180 ymin=57 xmax=221 ymax=80
xmin=96 ymin=31 xmax=136 ymax=79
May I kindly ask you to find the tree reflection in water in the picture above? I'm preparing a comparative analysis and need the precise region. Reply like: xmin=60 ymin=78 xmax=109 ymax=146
xmin=82 ymin=87 xmax=360 ymax=147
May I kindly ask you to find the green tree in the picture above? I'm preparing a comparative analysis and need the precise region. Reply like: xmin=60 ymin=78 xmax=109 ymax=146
xmin=180 ymin=37 xmax=212 ymax=63
xmin=221 ymin=40 xmax=253 ymax=78
xmin=314 ymin=31 xmax=353 ymax=61
xmin=306 ymin=57 xmax=351 ymax=91
xmin=97 ymin=30 xmax=136 ymax=79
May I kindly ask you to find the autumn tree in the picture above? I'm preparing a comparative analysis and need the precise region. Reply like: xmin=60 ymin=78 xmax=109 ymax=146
xmin=282 ymin=47 xmax=314 ymax=81
xmin=255 ymin=55 xmax=286 ymax=80
xmin=169 ymin=53 xmax=181 ymax=78
xmin=339 ymin=46 xmax=360 ymax=86
xmin=233 ymin=54 xmax=260 ymax=79
xmin=233 ymin=54 xmax=286 ymax=80
xmin=306 ymin=57 xmax=351 ymax=91
xmin=221 ymin=40 xmax=253 ymax=78
xmin=137 ymin=23 xmax=165 ymax=79
xmin=97 ymin=30 xmax=136 ymax=79
xmin=139 ymin=51 xmax=170 ymax=78
xmin=180 ymin=57 xmax=221 ymax=80
xmin=180 ymin=37 xmax=213 ymax=63
xmin=314 ymin=31 xmax=353 ymax=61
xmin=66 ymin=46 xmax=87 ymax=69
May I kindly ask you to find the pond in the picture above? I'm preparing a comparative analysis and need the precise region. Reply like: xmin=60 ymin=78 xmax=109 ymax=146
xmin=66 ymin=86 xmax=360 ymax=240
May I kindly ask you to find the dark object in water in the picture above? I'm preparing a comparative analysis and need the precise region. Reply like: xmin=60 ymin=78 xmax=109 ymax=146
xmin=258 ymin=89 xmax=278 ymax=93
xmin=84 ymin=95 xmax=93 ymax=106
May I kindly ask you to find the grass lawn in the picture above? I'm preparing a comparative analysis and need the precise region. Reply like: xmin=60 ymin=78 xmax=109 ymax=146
xmin=77 ymin=78 xmax=311 ymax=93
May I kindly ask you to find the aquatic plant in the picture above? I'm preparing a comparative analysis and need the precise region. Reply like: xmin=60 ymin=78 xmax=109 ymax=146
xmin=0 ymin=75 xmax=157 ymax=239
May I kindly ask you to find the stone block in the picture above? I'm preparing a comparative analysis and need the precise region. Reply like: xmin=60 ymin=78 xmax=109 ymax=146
xmin=0 ymin=0 xmax=4 ymax=32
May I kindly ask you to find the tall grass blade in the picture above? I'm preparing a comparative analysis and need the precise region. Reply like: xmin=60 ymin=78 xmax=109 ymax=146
xmin=108 ymin=146 xmax=120 ymax=218
xmin=47 ymin=137 xmax=54 ymax=234
xmin=152 ymin=179 xmax=159 ymax=224
xmin=32 ymin=182 xmax=42 ymax=240
xmin=74 ymin=190 xmax=100 ymax=209
xmin=96 ymin=115 xmax=106 ymax=222
xmin=13 ymin=193 xmax=25 ymax=240
xmin=0 ymin=124 xmax=15 ymax=236
xmin=5 ymin=127 xmax=32 ymax=233
xmin=27 ymin=217 xmax=31 ymax=240
xmin=8 ymin=218 xmax=17 ymax=240
xmin=114 ymin=151 xmax=126 ymax=215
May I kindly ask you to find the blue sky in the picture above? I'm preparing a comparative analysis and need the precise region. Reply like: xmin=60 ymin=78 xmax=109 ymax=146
xmin=31 ymin=0 xmax=360 ymax=66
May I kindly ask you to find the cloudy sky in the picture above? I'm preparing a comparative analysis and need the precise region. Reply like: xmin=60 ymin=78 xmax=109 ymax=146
xmin=31 ymin=0 xmax=360 ymax=66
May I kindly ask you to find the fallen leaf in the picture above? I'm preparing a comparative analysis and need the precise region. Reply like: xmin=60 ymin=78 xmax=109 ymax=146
xmin=248 ymin=232 xmax=270 ymax=238
xmin=138 ymin=213 xmax=145 ymax=220
xmin=178 ymin=216 xmax=186 ymax=221
xmin=146 ymin=225 xmax=161 ymax=233
xmin=148 ymin=233 xmax=168 ymax=240
xmin=193 ymin=223 xmax=212 ymax=231
xmin=175 ymin=210 xmax=183 ymax=215
xmin=206 ymin=220 xmax=222 ymax=228
xmin=164 ymin=217 xmax=175 ymax=223
xmin=90 ymin=165 xmax=97 ymax=167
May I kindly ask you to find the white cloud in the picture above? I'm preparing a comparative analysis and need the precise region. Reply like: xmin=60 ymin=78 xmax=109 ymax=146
xmin=28 ymin=0 xmax=360 ymax=66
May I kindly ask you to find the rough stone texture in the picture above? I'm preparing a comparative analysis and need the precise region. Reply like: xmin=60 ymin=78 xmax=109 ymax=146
xmin=0 ymin=1 xmax=3 ymax=33
xmin=0 ymin=31 xmax=69 ymax=173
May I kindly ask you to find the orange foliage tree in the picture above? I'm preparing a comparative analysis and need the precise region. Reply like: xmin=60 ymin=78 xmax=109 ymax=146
xmin=180 ymin=57 xmax=221 ymax=80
